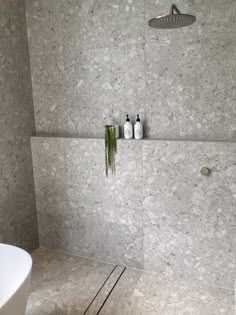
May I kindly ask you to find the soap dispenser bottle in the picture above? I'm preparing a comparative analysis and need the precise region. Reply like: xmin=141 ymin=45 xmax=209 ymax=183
xmin=124 ymin=115 xmax=133 ymax=139
xmin=134 ymin=114 xmax=143 ymax=139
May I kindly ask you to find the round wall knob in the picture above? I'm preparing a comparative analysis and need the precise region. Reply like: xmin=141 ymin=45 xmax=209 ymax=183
xmin=200 ymin=167 xmax=211 ymax=176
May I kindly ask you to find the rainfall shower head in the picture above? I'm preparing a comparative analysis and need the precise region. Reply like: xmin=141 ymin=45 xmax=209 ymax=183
xmin=148 ymin=4 xmax=196 ymax=29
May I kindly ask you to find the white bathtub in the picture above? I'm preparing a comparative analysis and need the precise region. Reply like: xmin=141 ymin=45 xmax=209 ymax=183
xmin=0 ymin=244 xmax=32 ymax=315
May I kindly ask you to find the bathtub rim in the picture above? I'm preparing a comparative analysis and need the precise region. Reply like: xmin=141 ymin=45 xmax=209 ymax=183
xmin=0 ymin=243 xmax=32 ymax=309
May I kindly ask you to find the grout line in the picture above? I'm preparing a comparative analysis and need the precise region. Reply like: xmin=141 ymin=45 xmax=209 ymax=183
xmin=83 ymin=265 xmax=118 ymax=315
xmin=97 ymin=267 xmax=126 ymax=315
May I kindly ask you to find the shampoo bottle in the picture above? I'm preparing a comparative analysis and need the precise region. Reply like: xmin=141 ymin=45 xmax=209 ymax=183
xmin=124 ymin=115 xmax=133 ymax=139
xmin=134 ymin=114 xmax=143 ymax=139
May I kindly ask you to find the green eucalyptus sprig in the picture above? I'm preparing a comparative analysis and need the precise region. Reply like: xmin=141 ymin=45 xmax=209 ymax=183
xmin=105 ymin=125 xmax=117 ymax=177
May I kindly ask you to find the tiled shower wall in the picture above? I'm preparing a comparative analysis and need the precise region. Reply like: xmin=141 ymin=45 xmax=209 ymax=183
xmin=31 ymin=137 xmax=236 ymax=289
xmin=0 ymin=0 xmax=38 ymax=251
xmin=26 ymin=0 xmax=236 ymax=139
xmin=27 ymin=0 xmax=236 ymax=294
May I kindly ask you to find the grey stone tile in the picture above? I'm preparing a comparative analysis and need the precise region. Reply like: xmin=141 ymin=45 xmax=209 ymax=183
xmin=110 ymin=45 xmax=146 ymax=130
xmin=146 ymin=141 xmax=236 ymax=228
xmin=31 ymin=138 xmax=68 ymax=246
xmin=86 ymin=0 xmax=145 ymax=17
xmin=142 ymin=141 xmax=236 ymax=288
xmin=68 ymin=103 xmax=113 ymax=138
xmin=0 ymin=34 xmax=35 ymax=139
xmin=30 ymin=53 xmax=65 ymax=84
xmin=31 ymin=137 xmax=236 ymax=283
xmin=27 ymin=248 xmax=115 ymax=314
xmin=100 ymin=269 xmax=235 ymax=315
xmin=145 ymin=36 xmax=236 ymax=139
xmin=0 ymin=0 xmax=38 ymax=254
xmin=0 ymin=138 xmax=39 ymax=252
xmin=30 ymin=54 xmax=68 ymax=135
xmin=0 ymin=16 xmax=24 ymax=40
xmin=62 ymin=0 xmax=97 ymax=18
xmin=31 ymin=138 xmax=68 ymax=191
xmin=143 ymin=218 xmax=236 ymax=288
xmin=25 ymin=0 xmax=236 ymax=139
xmin=25 ymin=0 xmax=63 ymax=56
xmin=143 ymin=141 xmax=236 ymax=227
xmin=31 ymin=137 xmax=87 ymax=254
xmin=64 ymin=48 xmax=113 ymax=135
xmin=0 ymin=0 xmax=25 ymax=18
xmin=33 ymin=204 xmax=143 ymax=268
xmin=80 ymin=217 xmax=143 ymax=268
xmin=66 ymin=139 xmax=143 ymax=227
xmin=0 ymin=1 xmax=27 ymax=39
xmin=26 ymin=0 xmax=145 ymax=55
xmin=66 ymin=45 xmax=145 ymax=137
xmin=32 ymin=83 xmax=69 ymax=136
xmin=65 ymin=48 xmax=112 ymax=104
xmin=34 ymin=201 xmax=83 ymax=254
xmin=31 ymin=138 xmax=143 ymax=268
xmin=26 ymin=295 xmax=64 ymax=315
xmin=62 ymin=0 xmax=145 ymax=51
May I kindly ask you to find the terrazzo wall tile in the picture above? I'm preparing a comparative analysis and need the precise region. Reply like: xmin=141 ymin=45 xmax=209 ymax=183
xmin=31 ymin=137 xmax=236 ymax=287
xmin=0 ymin=1 xmax=38 ymax=251
xmin=142 ymin=141 xmax=236 ymax=288
xmin=0 ymin=1 xmax=35 ymax=139
xmin=0 ymin=18 xmax=35 ymax=138
xmin=26 ymin=0 xmax=236 ymax=139
xmin=25 ymin=0 xmax=63 ymax=56
xmin=67 ymin=45 xmax=145 ymax=137
xmin=79 ymin=217 xmax=143 ymax=268
xmin=144 ymin=0 xmax=236 ymax=139
xmin=30 ymin=53 xmax=69 ymax=136
xmin=0 ymin=138 xmax=38 ymax=252
xmin=66 ymin=139 xmax=143 ymax=227
xmin=0 ymin=0 xmax=26 ymax=19
xmin=145 ymin=36 xmax=236 ymax=139
xmin=26 ymin=0 xmax=146 ymax=137
xmin=62 ymin=0 xmax=145 ymax=51
xmin=66 ymin=139 xmax=143 ymax=267
xmin=31 ymin=138 xmax=69 ymax=248
xmin=0 ymin=2 xmax=26 ymax=39
xmin=31 ymin=137 xmax=143 ymax=268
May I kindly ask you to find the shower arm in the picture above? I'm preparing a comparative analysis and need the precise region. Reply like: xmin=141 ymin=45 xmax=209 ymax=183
xmin=170 ymin=4 xmax=181 ymax=15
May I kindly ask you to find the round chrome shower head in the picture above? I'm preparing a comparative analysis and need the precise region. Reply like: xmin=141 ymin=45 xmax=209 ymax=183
xmin=148 ymin=4 xmax=196 ymax=29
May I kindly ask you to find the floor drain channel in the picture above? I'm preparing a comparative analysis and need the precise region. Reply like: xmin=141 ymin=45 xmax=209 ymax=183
xmin=83 ymin=265 xmax=126 ymax=315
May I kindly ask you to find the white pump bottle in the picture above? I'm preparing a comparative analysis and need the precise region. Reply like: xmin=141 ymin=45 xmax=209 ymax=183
xmin=134 ymin=114 xmax=143 ymax=139
xmin=124 ymin=115 xmax=133 ymax=139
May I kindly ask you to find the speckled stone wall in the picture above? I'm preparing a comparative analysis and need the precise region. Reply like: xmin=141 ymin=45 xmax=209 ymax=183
xmin=0 ymin=0 xmax=39 ymax=251
xmin=26 ymin=0 xmax=236 ymax=140
xmin=31 ymin=137 xmax=236 ymax=289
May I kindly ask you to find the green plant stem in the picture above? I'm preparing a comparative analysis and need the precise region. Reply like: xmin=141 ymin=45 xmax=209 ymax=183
xmin=105 ymin=126 xmax=117 ymax=177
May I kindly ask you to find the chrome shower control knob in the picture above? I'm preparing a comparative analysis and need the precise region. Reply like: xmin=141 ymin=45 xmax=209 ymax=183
xmin=200 ymin=167 xmax=211 ymax=176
